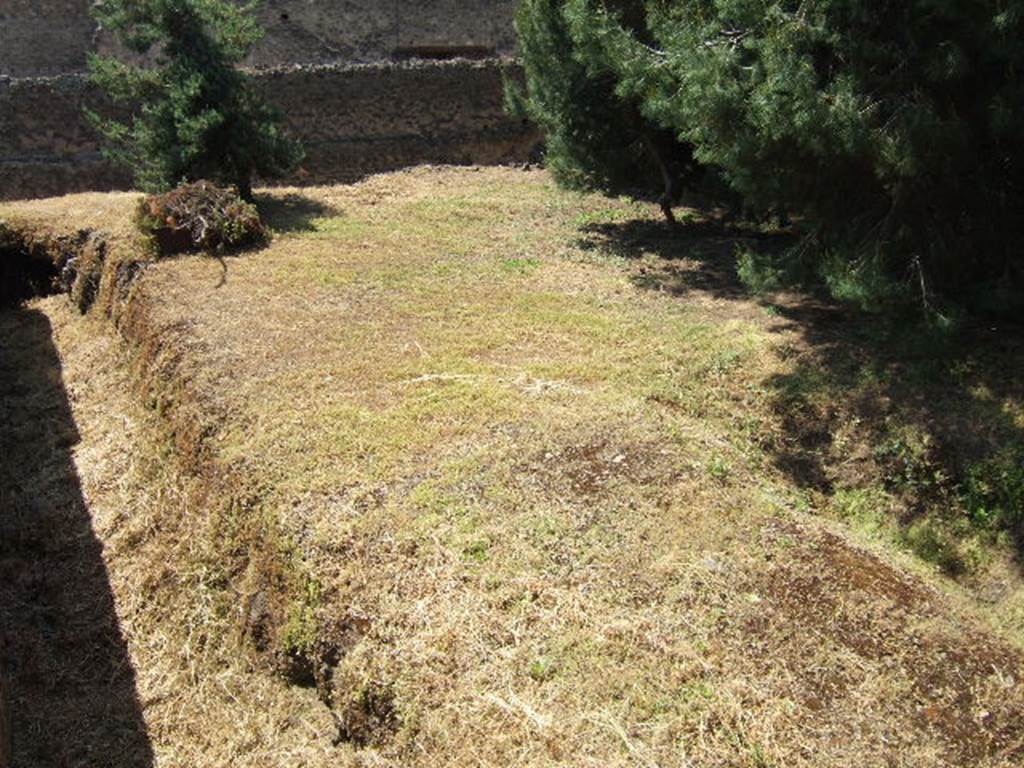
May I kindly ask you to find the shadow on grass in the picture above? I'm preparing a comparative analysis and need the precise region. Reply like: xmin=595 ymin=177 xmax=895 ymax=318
xmin=584 ymin=216 xmax=1024 ymax=571
xmin=257 ymin=193 xmax=338 ymax=234
xmin=577 ymin=217 xmax=794 ymax=302
xmin=0 ymin=308 xmax=153 ymax=767
xmin=762 ymin=304 xmax=1024 ymax=567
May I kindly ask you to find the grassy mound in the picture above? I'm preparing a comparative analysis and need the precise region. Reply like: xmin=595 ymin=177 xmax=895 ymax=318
xmin=2 ymin=167 xmax=1023 ymax=767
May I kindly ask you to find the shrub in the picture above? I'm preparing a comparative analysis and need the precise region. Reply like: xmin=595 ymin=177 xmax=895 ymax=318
xmin=135 ymin=181 xmax=267 ymax=256
xmin=902 ymin=518 xmax=965 ymax=575
xmin=963 ymin=447 xmax=1024 ymax=533
xmin=737 ymin=248 xmax=783 ymax=296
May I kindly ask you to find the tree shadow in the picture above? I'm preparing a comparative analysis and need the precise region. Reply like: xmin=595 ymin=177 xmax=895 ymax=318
xmin=761 ymin=301 xmax=1024 ymax=563
xmin=0 ymin=308 xmax=154 ymax=767
xmin=576 ymin=216 xmax=795 ymax=303
xmin=584 ymin=216 xmax=1024 ymax=570
xmin=256 ymin=192 xmax=338 ymax=234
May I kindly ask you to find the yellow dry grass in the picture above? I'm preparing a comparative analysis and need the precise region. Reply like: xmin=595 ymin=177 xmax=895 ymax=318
xmin=3 ymin=166 xmax=1024 ymax=767
xmin=0 ymin=190 xmax=142 ymax=239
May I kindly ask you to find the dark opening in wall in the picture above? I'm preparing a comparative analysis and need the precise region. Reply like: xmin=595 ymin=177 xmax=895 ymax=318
xmin=0 ymin=225 xmax=60 ymax=307
xmin=392 ymin=45 xmax=495 ymax=61
xmin=280 ymin=12 xmax=289 ymax=21
xmin=0 ymin=224 xmax=107 ymax=312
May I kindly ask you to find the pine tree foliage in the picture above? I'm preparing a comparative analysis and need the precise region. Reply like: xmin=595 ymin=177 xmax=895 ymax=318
xmin=88 ymin=0 xmax=303 ymax=198
xmin=513 ymin=0 xmax=1024 ymax=313
xmin=509 ymin=0 xmax=653 ymax=192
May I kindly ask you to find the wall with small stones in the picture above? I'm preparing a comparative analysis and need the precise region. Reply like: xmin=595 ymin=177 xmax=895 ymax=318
xmin=0 ymin=61 xmax=539 ymax=201
xmin=246 ymin=0 xmax=519 ymax=69
xmin=0 ymin=1 xmax=533 ymax=199
xmin=0 ymin=0 xmax=520 ymax=78
xmin=0 ymin=74 xmax=132 ymax=199
xmin=260 ymin=61 xmax=537 ymax=185
xmin=0 ymin=0 xmax=98 ymax=78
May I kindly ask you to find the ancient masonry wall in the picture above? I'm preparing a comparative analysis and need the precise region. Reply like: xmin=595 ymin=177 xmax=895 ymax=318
xmin=0 ymin=0 xmax=521 ymax=77
xmin=0 ymin=1 xmax=537 ymax=200
xmin=0 ymin=61 xmax=538 ymax=200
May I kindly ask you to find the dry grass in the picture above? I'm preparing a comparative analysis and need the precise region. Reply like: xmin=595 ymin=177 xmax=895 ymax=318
xmin=2 ymin=166 xmax=1023 ymax=767
xmin=0 ymin=191 xmax=142 ymax=238
xmin=26 ymin=301 xmax=339 ymax=767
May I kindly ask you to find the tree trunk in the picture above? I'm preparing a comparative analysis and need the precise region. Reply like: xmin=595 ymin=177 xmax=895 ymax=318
xmin=641 ymin=130 xmax=685 ymax=225
xmin=237 ymin=173 xmax=254 ymax=203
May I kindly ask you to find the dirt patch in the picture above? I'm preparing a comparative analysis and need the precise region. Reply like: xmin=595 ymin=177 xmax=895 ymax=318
xmin=519 ymin=439 xmax=682 ymax=498
xmin=736 ymin=520 xmax=1024 ymax=764
xmin=333 ymin=681 xmax=400 ymax=748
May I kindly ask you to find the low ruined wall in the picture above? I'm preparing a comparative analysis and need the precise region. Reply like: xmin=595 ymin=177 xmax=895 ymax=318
xmin=0 ymin=74 xmax=131 ymax=199
xmin=0 ymin=60 xmax=539 ymax=201
xmin=246 ymin=0 xmax=519 ymax=69
xmin=0 ymin=0 xmax=519 ymax=78
xmin=258 ymin=61 xmax=537 ymax=185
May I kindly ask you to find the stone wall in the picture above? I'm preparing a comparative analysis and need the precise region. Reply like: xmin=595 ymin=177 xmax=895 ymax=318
xmin=0 ymin=61 xmax=539 ymax=200
xmin=0 ymin=1 xmax=534 ymax=200
xmin=0 ymin=0 xmax=520 ymax=77
xmin=247 ymin=0 xmax=519 ymax=68
xmin=0 ymin=0 xmax=98 ymax=77
xmin=0 ymin=74 xmax=132 ymax=199
xmin=260 ymin=61 xmax=536 ymax=184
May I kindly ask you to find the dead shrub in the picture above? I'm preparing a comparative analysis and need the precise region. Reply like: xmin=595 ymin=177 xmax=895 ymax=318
xmin=135 ymin=181 xmax=267 ymax=257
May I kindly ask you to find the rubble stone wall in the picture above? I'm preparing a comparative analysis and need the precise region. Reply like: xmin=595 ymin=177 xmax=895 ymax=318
xmin=0 ymin=61 xmax=539 ymax=201
xmin=0 ymin=1 xmax=533 ymax=199
xmin=0 ymin=0 xmax=520 ymax=78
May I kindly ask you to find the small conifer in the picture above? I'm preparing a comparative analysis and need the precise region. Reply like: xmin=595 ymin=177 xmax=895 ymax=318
xmin=88 ymin=0 xmax=303 ymax=199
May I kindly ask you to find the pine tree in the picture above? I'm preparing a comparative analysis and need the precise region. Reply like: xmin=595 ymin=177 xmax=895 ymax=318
xmin=513 ymin=0 xmax=1024 ymax=314
xmin=509 ymin=0 xmax=722 ymax=222
xmin=88 ymin=0 xmax=303 ymax=199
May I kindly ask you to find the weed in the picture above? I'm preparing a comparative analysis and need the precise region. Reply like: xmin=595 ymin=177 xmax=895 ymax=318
xmin=528 ymin=656 xmax=557 ymax=682
xmin=901 ymin=519 xmax=964 ymax=575
xmin=962 ymin=446 xmax=1024 ymax=531
xmin=462 ymin=537 xmax=491 ymax=563
xmin=281 ymin=575 xmax=323 ymax=658
xmin=831 ymin=486 xmax=893 ymax=537
xmin=874 ymin=426 xmax=946 ymax=494
xmin=500 ymin=256 xmax=541 ymax=274
xmin=707 ymin=454 xmax=732 ymax=482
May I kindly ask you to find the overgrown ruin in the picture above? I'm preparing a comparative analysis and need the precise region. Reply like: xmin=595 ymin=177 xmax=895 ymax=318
xmin=0 ymin=1 xmax=538 ymax=200
xmin=4 ymin=7 xmax=1024 ymax=766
